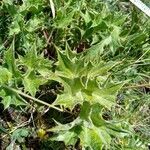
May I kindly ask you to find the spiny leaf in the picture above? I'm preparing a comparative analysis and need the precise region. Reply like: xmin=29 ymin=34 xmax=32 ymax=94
xmin=19 ymin=44 xmax=52 ymax=72
xmin=23 ymin=71 xmax=45 ymax=96
xmin=1 ymin=94 xmax=25 ymax=109
xmin=1 ymin=96 xmax=12 ymax=109
xmin=85 ymin=25 xmax=122 ymax=61
xmin=65 ymin=42 xmax=77 ymax=60
xmin=91 ymin=83 xmax=124 ymax=109
xmin=11 ymin=128 xmax=29 ymax=143
xmin=19 ymin=0 xmax=44 ymax=13
xmin=55 ymin=50 xmax=122 ymax=109
xmin=54 ymin=91 xmax=83 ymax=109
xmin=85 ymin=36 xmax=112 ymax=62
xmin=80 ymin=101 xmax=91 ymax=121
xmin=25 ymin=16 xmax=43 ymax=32
xmin=56 ymin=48 xmax=86 ymax=79
xmin=54 ymin=10 xmax=75 ymax=28
xmin=59 ymin=76 xmax=83 ymax=94
xmin=79 ymin=126 xmax=103 ymax=150
xmin=9 ymin=14 xmax=23 ymax=35
xmin=0 ymin=67 xmax=12 ymax=85
xmin=4 ymin=40 xmax=20 ymax=77
xmin=9 ymin=21 xmax=20 ymax=35
xmin=19 ymin=44 xmax=38 ymax=70
xmin=90 ymin=103 xmax=105 ymax=127
xmin=53 ymin=130 xmax=77 ymax=146
xmin=87 ymin=61 xmax=116 ymax=78
xmin=109 ymin=25 xmax=122 ymax=54
xmin=56 ymin=49 xmax=75 ymax=77
xmin=50 ymin=120 xmax=83 ymax=146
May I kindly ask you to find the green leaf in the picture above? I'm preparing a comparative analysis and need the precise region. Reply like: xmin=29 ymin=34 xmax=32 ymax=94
xmin=18 ymin=0 xmax=44 ymax=14
xmin=56 ymin=48 xmax=114 ymax=80
xmin=56 ymin=47 xmax=86 ymax=78
xmin=78 ymin=123 xmax=111 ymax=149
xmin=51 ymin=120 xmax=83 ymax=146
xmin=80 ymin=126 xmax=103 ymax=150
xmin=9 ymin=21 xmax=20 ymax=35
xmin=90 ymin=103 xmax=105 ymax=127
xmin=51 ymin=114 xmax=127 ymax=149
xmin=65 ymin=42 xmax=77 ymax=61
xmin=25 ymin=16 xmax=43 ymax=32
xmin=109 ymin=25 xmax=122 ymax=54
xmin=85 ymin=36 xmax=112 ymax=62
xmin=0 ymin=67 xmax=12 ymax=85
xmin=3 ymin=0 xmax=13 ymax=5
xmin=4 ymin=40 xmax=20 ymax=77
xmin=53 ymin=124 xmax=111 ymax=150
xmin=11 ymin=128 xmax=29 ymax=143
xmin=80 ymin=101 xmax=91 ymax=121
xmin=55 ymin=50 xmax=122 ymax=110
xmin=92 ymin=93 xmax=115 ymax=110
xmin=80 ymin=10 xmax=92 ymax=24
xmin=54 ymin=130 xmax=77 ymax=146
xmin=19 ymin=44 xmax=38 ymax=70
xmin=96 ymin=127 xmax=111 ymax=147
xmin=60 ymin=77 xmax=83 ymax=94
xmin=20 ymin=44 xmax=52 ymax=72
xmin=87 ymin=61 xmax=116 ymax=78
xmin=106 ymin=123 xmax=129 ymax=137
xmin=23 ymin=71 xmax=45 ymax=96
xmin=1 ymin=93 xmax=25 ymax=109
xmin=55 ymin=91 xmax=83 ymax=109
xmin=1 ymin=96 xmax=12 ymax=109
xmin=85 ymin=25 xmax=122 ymax=61
xmin=54 ymin=11 xmax=75 ymax=28
xmin=56 ymin=50 xmax=75 ymax=78
xmin=92 ymin=83 xmax=123 ymax=109
xmin=9 ymin=14 xmax=23 ymax=36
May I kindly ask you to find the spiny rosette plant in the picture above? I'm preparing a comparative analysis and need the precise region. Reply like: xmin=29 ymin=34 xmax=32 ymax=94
xmin=0 ymin=40 xmax=129 ymax=149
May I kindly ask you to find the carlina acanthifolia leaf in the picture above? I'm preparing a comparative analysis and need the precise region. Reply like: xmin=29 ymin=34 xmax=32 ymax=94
xmin=4 ymin=39 xmax=20 ymax=77
xmin=54 ymin=91 xmax=84 ymax=109
xmin=1 ymin=96 xmax=12 ymax=109
xmin=0 ymin=67 xmax=12 ymax=85
xmin=54 ymin=130 xmax=77 ymax=146
xmin=54 ymin=10 xmax=75 ymax=28
xmin=92 ymin=83 xmax=124 ymax=110
xmin=11 ymin=128 xmax=29 ymax=143
xmin=56 ymin=49 xmax=74 ymax=76
xmin=85 ymin=36 xmax=112 ymax=62
xmin=0 ymin=92 xmax=25 ymax=109
xmin=19 ymin=43 xmax=38 ymax=70
xmin=79 ymin=126 xmax=103 ymax=150
xmin=80 ymin=101 xmax=91 ymax=121
xmin=90 ymin=103 xmax=105 ymax=127
xmin=23 ymin=71 xmax=45 ymax=96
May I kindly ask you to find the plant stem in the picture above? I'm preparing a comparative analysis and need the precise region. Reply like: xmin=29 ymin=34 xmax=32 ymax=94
xmin=3 ymin=85 xmax=63 ymax=112
xmin=123 ymin=84 xmax=150 ymax=89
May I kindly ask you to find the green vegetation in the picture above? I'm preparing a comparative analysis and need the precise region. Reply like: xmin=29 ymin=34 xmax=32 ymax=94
xmin=0 ymin=0 xmax=150 ymax=149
